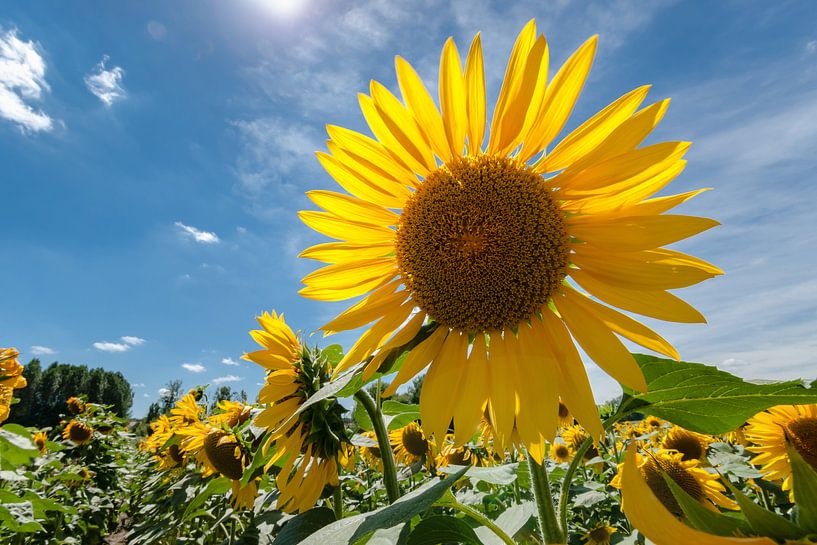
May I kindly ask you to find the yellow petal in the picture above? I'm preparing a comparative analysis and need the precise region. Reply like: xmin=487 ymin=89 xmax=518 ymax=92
xmin=439 ymin=37 xmax=468 ymax=158
xmin=307 ymin=190 xmax=399 ymax=226
xmin=383 ymin=327 xmax=448 ymax=397
xmin=569 ymin=268 xmax=706 ymax=323
xmin=363 ymin=311 xmax=427 ymax=379
xmin=486 ymin=331 xmax=517 ymax=452
xmin=336 ymin=300 xmax=415 ymax=373
xmin=298 ymin=211 xmax=395 ymax=244
xmin=625 ymin=188 xmax=711 ymax=216
xmin=554 ymin=290 xmax=646 ymax=392
xmin=542 ymin=85 xmax=650 ymax=171
xmin=326 ymin=125 xmax=417 ymax=187
xmin=452 ymin=332 xmax=489 ymax=445
xmin=316 ymin=151 xmax=407 ymax=209
xmin=395 ymin=56 xmax=451 ymax=162
xmin=299 ymin=241 xmax=394 ymax=264
xmin=569 ymin=215 xmax=720 ymax=251
xmin=242 ymin=349 xmax=293 ymax=370
xmin=563 ymin=286 xmax=679 ymax=360
xmin=464 ymin=33 xmax=486 ymax=155
xmin=420 ymin=331 xmax=468 ymax=447
xmin=359 ymin=93 xmax=432 ymax=176
xmin=320 ymin=280 xmax=406 ymax=334
xmin=520 ymin=35 xmax=597 ymax=162
xmin=513 ymin=322 xmax=558 ymax=446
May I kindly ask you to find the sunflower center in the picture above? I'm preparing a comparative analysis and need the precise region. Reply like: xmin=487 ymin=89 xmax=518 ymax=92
xmin=402 ymin=427 xmax=430 ymax=457
xmin=589 ymin=527 xmax=612 ymax=543
xmin=643 ymin=456 xmax=704 ymax=516
xmin=396 ymin=155 xmax=570 ymax=332
xmin=204 ymin=431 xmax=245 ymax=480
xmin=554 ymin=445 xmax=570 ymax=458
xmin=663 ymin=431 xmax=705 ymax=461
xmin=786 ymin=417 xmax=817 ymax=469
xmin=69 ymin=423 xmax=93 ymax=443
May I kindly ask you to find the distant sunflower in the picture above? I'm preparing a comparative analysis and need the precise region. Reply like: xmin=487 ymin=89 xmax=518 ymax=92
xmin=358 ymin=431 xmax=383 ymax=470
xmin=63 ymin=420 xmax=94 ymax=446
xmin=390 ymin=422 xmax=431 ymax=465
xmin=169 ymin=393 xmax=204 ymax=428
xmin=298 ymin=19 xmax=720 ymax=460
xmin=641 ymin=416 xmax=666 ymax=433
xmin=33 ymin=431 xmax=48 ymax=453
xmin=583 ymin=524 xmax=617 ymax=545
xmin=662 ymin=427 xmax=709 ymax=462
xmin=0 ymin=347 xmax=26 ymax=423
xmin=612 ymin=449 xmax=736 ymax=515
xmin=244 ymin=311 xmax=351 ymax=514
xmin=550 ymin=441 xmax=573 ymax=464
xmin=209 ymin=400 xmax=252 ymax=428
xmin=745 ymin=404 xmax=817 ymax=496
xmin=558 ymin=401 xmax=573 ymax=427
xmin=66 ymin=396 xmax=86 ymax=415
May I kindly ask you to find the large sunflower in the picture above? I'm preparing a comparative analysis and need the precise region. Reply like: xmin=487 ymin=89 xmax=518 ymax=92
xmin=744 ymin=404 xmax=817 ymax=496
xmin=298 ymin=20 xmax=720 ymax=459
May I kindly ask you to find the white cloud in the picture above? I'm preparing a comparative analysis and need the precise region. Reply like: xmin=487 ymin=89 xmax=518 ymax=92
xmin=131 ymin=382 xmax=146 ymax=388
xmin=182 ymin=362 xmax=206 ymax=373
xmin=0 ymin=27 xmax=54 ymax=132
xmin=807 ymin=40 xmax=817 ymax=54
xmin=175 ymin=221 xmax=220 ymax=244
xmin=121 ymin=336 xmax=145 ymax=346
xmin=143 ymin=393 xmax=150 ymax=398
xmin=222 ymin=357 xmax=239 ymax=366
xmin=147 ymin=21 xmax=167 ymax=41
xmin=158 ymin=387 xmax=171 ymax=398
xmin=84 ymin=55 xmax=126 ymax=106
xmin=30 ymin=345 xmax=56 ymax=356
xmin=212 ymin=374 xmax=243 ymax=384
xmin=93 ymin=341 xmax=130 ymax=352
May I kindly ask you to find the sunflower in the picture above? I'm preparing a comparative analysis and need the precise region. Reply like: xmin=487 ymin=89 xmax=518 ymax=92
xmin=63 ymin=420 xmax=94 ymax=445
xmin=640 ymin=415 xmax=666 ymax=433
xmin=298 ymin=19 xmax=720 ymax=460
xmin=33 ymin=431 xmax=48 ymax=453
xmin=435 ymin=437 xmax=492 ymax=468
xmin=244 ymin=310 xmax=351 ymax=514
xmin=209 ymin=400 xmax=252 ymax=428
xmin=662 ymin=426 xmax=709 ymax=461
xmin=358 ymin=431 xmax=383 ymax=470
xmin=168 ymin=393 xmax=204 ymax=428
xmin=745 ymin=404 xmax=817 ymax=496
xmin=558 ymin=400 xmax=573 ymax=427
xmin=142 ymin=415 xmax=175 ymax=452
xmin=550 ymin=441 xmax=574 ymax=464
xmin=66 ymin=396 xmax=86 ymax=415
xmin=611 ymin=449 xmax=736 ymax=515
xmin=0 ymin=347 xmax=26 ymax=423
xmin=390 ymin=422 xmax=431 ymax=465
xmin=583 ymin=524 xmax=617 ymax=545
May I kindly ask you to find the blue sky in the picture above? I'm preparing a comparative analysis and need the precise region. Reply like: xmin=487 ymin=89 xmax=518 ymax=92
xmin=2 ymin=1 xmax=817 ymax=417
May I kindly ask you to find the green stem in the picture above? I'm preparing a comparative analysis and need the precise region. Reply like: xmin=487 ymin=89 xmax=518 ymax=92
xmin=558 ymin=437 xmax=592 ymax=536
xmin=448 ymin=499 xmax=516 ymax=545
xmin=333 ymin=483 xmax=343 ymax=520
xmin=528 ymin=455 xmax=563 ymax=544
xmin=355 ymin=389 xmax=400 ymax=503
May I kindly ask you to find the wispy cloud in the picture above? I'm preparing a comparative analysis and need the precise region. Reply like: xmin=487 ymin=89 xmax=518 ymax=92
xmin=93 ymin=335 xmax=146 ymax=353
xmin=146 ymin=21 xmax=167 ymax=41
xmin=221 ymin=357 xmax=239 ymax=366
xmin=175 ymin=221 xmax=220 ymax=244
xmin=84 ymin=55 xmax=126 ymax=106
xmin=30 ymin=345 xmax=56 ymax=356
xmin=807 ymin=40 xmax=817 ymax=54
xmin=0 ymin=27 xmax=54 ymax=132
xmin=212 ymin=374 xmax=242 ymax=384
xmin=182 ymin=362 xmax=206 ymax=373
xmin=131 ymin=382 xmax=146 ymax=388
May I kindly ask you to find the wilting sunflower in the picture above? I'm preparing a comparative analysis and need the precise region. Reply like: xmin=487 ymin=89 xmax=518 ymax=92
xmin=390 ymin=422 xmax=431 ymax=465
xmin=244 ymin=310 xmax=351 ymax=514
xmin=66 ymin=396 xmax=86 ymax=415
xmin=33 ymin=431 xmax=48 ymax=453
xmin=611 ymin=449 xmax=735 ymax=515
xmin=550 ymin=441 xmax=574 ymax=464
xmin=745 ymin=404 xmax=817 ymax=496
xmin=583 ymin=524 xmax=617 ymax=545
xmin=0 ymin=347 xmax=26 ymax=423
xmin=298 ymin=19 xmax=720 ymax=459
xmin=662 ymin=426 xmax=709 ymax=461
xmin=63 ymin=420 xmax=94 ymax=446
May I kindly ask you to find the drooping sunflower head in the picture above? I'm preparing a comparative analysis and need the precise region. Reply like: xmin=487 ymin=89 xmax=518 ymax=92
xmin=550 ymin=441 xmax=573 ymax=464
xmin=298 ymin=19 xmax=721 ymax=462
xmin=63 ymin=420 xmax=94 ymax=446
xmin=390 ymin=422 xmax=431 ymax=465
xmin=662 ymin=427 xmax=709 ymax=461
xmin=612 ymin=449 xmax=736 ymax=515
xmin=745 ymin=404 xmax=817 ymax=494
xmin=33 ymin=431 xmax=48 ymax=453
xmin=583 ymin=524 xmax=617 ymax=545
xmin=66 ymin=396 xmax=86 ymax=415
xmin=209 ymin=400 xmax=252 ymax=428
xmin=203 ymin=430 xmax=247 ymax=481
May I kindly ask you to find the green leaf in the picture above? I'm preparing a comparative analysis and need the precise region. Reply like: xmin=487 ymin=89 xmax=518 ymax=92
xmin=437 ymin=463 xmax=518 ymax=486
xmin=0 ymin=425 xmax=38 ymax=469
xmin=406 ymin=515 xmax=481 ymax=545
xmin=788 ymin=444 xmax=817 ymax=533
xmin=622 ymin=355 xmax=817 ymax=434
xmin=322 ymin=344 xmax=345 ymax=367
xmin=473 ymin=502 xmax=535 ymax=545
xmin=664 ymin=474 xmax=750 ymax=536
xmin=382 ymin=401 xmax=421 ymax=431
xmin=706 ymin=443 xmax=764 ymax=479
xmin=272 ymin=507 xmax=336 ymax=544
xmin=0 ymin=502 xmax=44 ymax=533
xmin=354 ymin=401 xmax=374 ymax=432
xmin=182 ymin=477 xmax=232 ymax=522
xmin=727 ymin=482 xmax=805 ymax=540
xmin=300 ymin=466 xmax=469 ymax=545
xmin=573 ymin=489 xmax=607 ymax=508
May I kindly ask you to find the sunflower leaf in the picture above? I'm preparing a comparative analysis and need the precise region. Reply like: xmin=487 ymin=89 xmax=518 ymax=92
xmin=406 ymin=515 xmax=482 ymax=545
xmin=788 ymin=444 xmax=817 ymax=533
xmin=663 ymin=473 xmax=751 ymax=536
xmin=620 ymin=354 xmax=817 ymax=434
xmin=725 ymin=481 xmax=805 ymax=540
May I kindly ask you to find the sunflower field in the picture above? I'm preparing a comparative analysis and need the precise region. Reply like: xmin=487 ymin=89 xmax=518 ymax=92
xmin=4 ymin=18 xmax=817 ymax=545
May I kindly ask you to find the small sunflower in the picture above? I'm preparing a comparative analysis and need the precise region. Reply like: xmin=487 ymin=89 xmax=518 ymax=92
xmin=724 ymin=424 xmax=749 ymax=447
xmin=550 ymin=441 xmax=573 ymax=464
xmin=358 ymin=431 xmax=383 ymax=470
xmin=662 ymin=427 xmax=709 ymax=462
xmin=169 ymin=393 xmax=205 ymax=428
xmin=0 ymin=347 xmax=26 ymax=423
xmin=63 ymin=420 xmax=94 ymax=445
xmin=66 ymin=396 xmax=86 ymax=414
xmin=209 ymin=399 xmax=252 ymax=428
xmin=558 ymin=401 xmax=573 ymax=427
xmin=142 ymin=415 xmax=175 ymax=453
xmin=562 ymin=425 xmax=600 ymax=462
xmin=583 ymin=524 xmax=617 ymax=545
xmin=435 ymin=438 xmax=492 ymax=468
xmin=33 ymin=431 xmax=48 ymax=453
xmin=612 ymin=449 xmax=736 ymax=515
xmin=298 ymin=19 xmax=720 ymax=461
xmin=640 ymin=415 xmax=666 ymax=433
xmin=745 ymin=404 xmax=817 ymax=496
xmin=244 ymin=311 xmax=351 ymax=514
xmin=390 ymin=422 xmax=431 ymax=465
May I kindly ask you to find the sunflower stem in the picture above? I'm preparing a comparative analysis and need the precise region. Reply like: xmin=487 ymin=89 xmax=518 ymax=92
xmin=528 ymin=454 xmax=563 ymax=544
xmin=332 ymin=484 xmax=343 ymax=520
xmin=447 ymin=498 xmax=516 ymax=545
xmin=558 ymin=436 xmax=592 ymax=535
xmin=355 ymin=389 xmax=400 ymax=503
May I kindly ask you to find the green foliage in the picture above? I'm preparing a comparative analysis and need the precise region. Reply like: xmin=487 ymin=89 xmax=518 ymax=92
xmin=406 ymin=515 xmax=481 ymax=545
